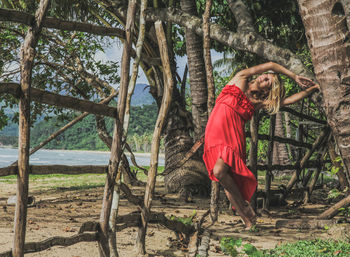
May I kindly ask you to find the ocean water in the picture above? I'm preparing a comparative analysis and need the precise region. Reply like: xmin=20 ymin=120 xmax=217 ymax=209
xmin=0 ymin=148 xmax=164 ymax=168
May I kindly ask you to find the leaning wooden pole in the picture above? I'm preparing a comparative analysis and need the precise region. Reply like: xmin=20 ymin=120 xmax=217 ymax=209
xmin=203 ymin=0 xmax=219 ymax=223
xmin=285 ymin=127 xmax=331 ymax=194
xmin=264 ymin=114 xmax=276 ymax=210
xmin=109 ymin=0 xmax=145 ymax=255
xmin=13 ymin=1 xmax=50 ymax=256
xmin=98 ymin=1 xmax=136 ymax=256
xmin=136 ymin=20 xmax=174 ymax=255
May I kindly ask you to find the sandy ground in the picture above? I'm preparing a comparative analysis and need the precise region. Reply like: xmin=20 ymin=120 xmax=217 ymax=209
xmin=0 ymin=179 xmax=349 ymax=257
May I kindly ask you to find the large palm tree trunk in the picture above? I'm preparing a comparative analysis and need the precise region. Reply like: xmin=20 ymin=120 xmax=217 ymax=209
xmin=180 ymin=0 xmax=208 ymax=141
xmin=163 ymin=89 xmax=210 ymax=197
xmin=298 ymin=0 xmax=350 ymax=179
xmin=163 ymin=0 xmax=211 ymax=196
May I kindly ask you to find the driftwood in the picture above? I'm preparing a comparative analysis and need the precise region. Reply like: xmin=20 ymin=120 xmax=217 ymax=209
xmin=136 ymin=20 xmax=174 ymax=255
xmin=0 ymin=83 xmax=118 ymax=118
xmin=275 ymin=219 xmax=337 ymax=229
xmin=318 ymin=194 xmax=350 ymax=220
xmin=0 ymin=232 xmax=99 ymax=257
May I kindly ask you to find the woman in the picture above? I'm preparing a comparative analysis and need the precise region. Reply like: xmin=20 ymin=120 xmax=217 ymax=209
xmin=203 ymin=62 xmax=319 ymax=228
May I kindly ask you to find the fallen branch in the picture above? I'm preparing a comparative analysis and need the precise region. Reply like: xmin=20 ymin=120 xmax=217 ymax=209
xmin=0 ymin=232 xmax=98 ymax=257
xmin=318 ymin=194 xmax=350 ymax=220
xmin=275 ymin=219 xmax=337 ymax=229
xmin=78 ymin=211 xmax=195 ymax=235
xmin=197 ymin=230 xmax=211 ymax=257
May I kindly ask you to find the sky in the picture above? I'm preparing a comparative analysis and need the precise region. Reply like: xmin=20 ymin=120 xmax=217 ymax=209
xmin=94 ymin=42 xmax=224 ymax=86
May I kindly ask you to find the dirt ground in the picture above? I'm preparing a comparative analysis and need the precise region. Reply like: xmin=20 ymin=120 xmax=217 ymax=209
xmin=0 ymin=179 xmax=349 ymax=257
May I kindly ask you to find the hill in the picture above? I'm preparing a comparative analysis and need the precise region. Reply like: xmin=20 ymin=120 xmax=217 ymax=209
xmin=0 ymin=84 xmax=157 ymax=149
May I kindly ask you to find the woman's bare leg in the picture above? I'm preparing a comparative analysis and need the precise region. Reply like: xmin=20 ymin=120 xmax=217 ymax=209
xmin=213 ymin=158 xmax=256 ymax=228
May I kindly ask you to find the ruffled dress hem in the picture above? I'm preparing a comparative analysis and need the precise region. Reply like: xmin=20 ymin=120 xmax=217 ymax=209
xmin=203 ymin=144 xmax=257 ymax=202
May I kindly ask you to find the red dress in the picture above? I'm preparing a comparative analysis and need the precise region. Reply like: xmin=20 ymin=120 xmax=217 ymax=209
xmin=203 ymin=84 xmax=257 ymax=202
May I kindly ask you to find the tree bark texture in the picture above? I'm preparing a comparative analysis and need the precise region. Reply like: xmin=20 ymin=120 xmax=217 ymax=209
xmin=273 ymin=112 xmax=293 ymax=176
xmin=136 ymin=20 xmax=174 ymax=255
xmin=298 ymin=0 xmax=350 ymax=176
xmin=13 ymin=1 xmax=50 ymax=256
xmin=180 ymin=0 xmax=208 ymax=141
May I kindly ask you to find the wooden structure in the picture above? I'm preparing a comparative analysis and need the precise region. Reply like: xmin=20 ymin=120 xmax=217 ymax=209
xmin=0 ymin=1 xmax=348 ymax=257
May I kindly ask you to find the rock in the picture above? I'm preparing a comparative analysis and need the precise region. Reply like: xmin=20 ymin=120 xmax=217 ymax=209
xmin=7 ymin=195 xmax=36 ymax=206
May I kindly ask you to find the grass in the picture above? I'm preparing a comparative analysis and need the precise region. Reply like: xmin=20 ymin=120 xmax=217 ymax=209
xmin=265 ymin=239 xmax=350 ymax=257
xmin=0 ymin=166 xmax=164 ymax=191
xmin=220 ymin=237 xmax=350 ymax=257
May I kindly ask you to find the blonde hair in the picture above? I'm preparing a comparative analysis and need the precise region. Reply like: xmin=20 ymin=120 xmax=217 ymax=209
xmin=263 ymin=74 xmax=285 ymax=114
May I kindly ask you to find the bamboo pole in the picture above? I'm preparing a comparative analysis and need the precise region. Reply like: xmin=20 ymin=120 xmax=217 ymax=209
xmin=13 ymin=1 xmax=50 ymax=256
xmin=136 ymin=20 xmax=174 ymax=255
xmin=98 ymin=1 xmax=136 ymax=255
xmin=264 ymin=114 xmax=276 ymax=210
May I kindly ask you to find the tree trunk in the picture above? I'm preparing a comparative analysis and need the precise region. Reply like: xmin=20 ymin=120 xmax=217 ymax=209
xmin=163 ymin=89 xmax=210 ymax=197
xmin=180 ymin=0 xmax=208 ymax=141
xmin=13 ymin=1 xmax=50 ymax=256
xmin=162 ymin=1 xmax=211 ymax=197
xmin=273 ymin=112 xmax=292 ymax=176
xmin=298 ymin=0 xmax=350 ymax=178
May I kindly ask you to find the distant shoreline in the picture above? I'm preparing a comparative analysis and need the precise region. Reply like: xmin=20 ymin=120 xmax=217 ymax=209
xmin=0 ymin=147 xmax=165 ymax=158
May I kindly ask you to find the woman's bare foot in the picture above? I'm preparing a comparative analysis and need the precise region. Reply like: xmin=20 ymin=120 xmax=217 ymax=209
xmin=242 ymin=201 xmax=257 ymax=229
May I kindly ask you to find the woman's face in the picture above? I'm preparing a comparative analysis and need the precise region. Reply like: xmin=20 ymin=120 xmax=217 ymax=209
xmin=257 ymin=74 xmax=274 ymax=91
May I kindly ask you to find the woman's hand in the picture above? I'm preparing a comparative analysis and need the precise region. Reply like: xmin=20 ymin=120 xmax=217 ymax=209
xmin=295 ymin=75 xmax=315 ymax=89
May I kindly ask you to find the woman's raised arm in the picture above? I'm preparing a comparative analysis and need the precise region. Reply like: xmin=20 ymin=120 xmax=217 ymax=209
xmin=281 ymin=84 xmax=320 ymax=107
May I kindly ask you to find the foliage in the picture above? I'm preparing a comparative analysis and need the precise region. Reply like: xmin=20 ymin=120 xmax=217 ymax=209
xmin=169 ymin=210 xmax=197 ymax=226
xmin=0 ymin=0 xmax=121 ymax=130
xmin=265 ymin=239 xmax=350 ymax=257
xmin=26 ymin=103 xmax=158 ymax=151
xmin=220 ymin=237 xmax=262 ymax=257
xmin=220 ymin=237 xmax=350 ymax=257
